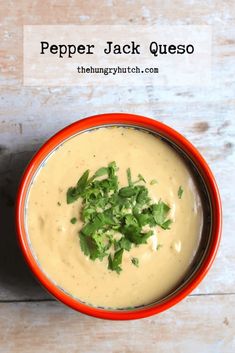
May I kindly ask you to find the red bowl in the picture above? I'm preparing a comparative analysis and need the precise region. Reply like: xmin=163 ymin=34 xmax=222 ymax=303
xmin=16 ymin=113 xmax=222 ymax=320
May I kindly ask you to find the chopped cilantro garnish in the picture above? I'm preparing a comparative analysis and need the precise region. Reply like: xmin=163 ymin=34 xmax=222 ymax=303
xmin=161 ymin=219 xmax=173 ymax=230
xmin=94 ymin=167 xmax=108 ymax=178
xmin=127 ymin=168 xmax=132 ymax=186
xmin=131 ymin=257 xmax=139 ymax=267
xmin=137 ymin=174 xmax=146 ymax=183
xmin=178 ymin=186 xmax=184 ymax=199
xmin=122 ymin=224 xmax=153 ymax=244
xmin=66 ymin=162 xmax=172 ymax=273
xmin=70 ymin=217 xmax=77 ymax=224
xmin=150 ymin=179 xmax=158 ymax=185
xmin=57 ymin=201 xmax=61 ymax=206
xmin=114 ymin=237 xmax=132 ymax=251
xmin=119 ymin=186 xmax=138 ymax=198
xmin=108 ymin=249 xmax=124 ymax=274
xmin=67 ymin=169 xmax=89 ymax=204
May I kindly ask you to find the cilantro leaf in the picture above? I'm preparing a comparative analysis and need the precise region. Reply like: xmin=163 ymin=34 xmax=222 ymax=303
xmin=79 ymin=232 xmax=91 ymax=257
xmin=70 ymin=217 xmax=77 ymax=224
xmin=67 ymin=187 xmax=80 ymax=204
xmin=131 ymin=257 xmax=139 ymax=267
xmin=136 ymin=186 xmax=149 ymax=205
xmin=152 ymin=201 xmax=172 ymax=229
xmin=119 ymin=186 xmax=137 ymax=198
xmin=81 ymin=205 xmax=96 ymax=222
xmin=137 ymin=174 xmax=146 ymax=183
xmin=108 ymin=161 xmax=118 ymax=178
xmin=178 ymin=186 xmax=184 ymax=199
xmin=127 ymin=168 xmax=132 ymax=186
xmin=114 ymin=237 xmax=132 ymax=251
xmin=124 ymin=214 xmax=138 ymax=227
xmin=122 ymin=224 xmax=153 ymax=244
xmin=81 ymin=218 xmax=103 ymax=237
xmin=67 ymin=169 xmax=90 ymax=204
xmin=135 ymin=213 xmax=155 ymax=227
xmin=108 ymin=249 xmax=124 ymax=274
xmin=94 ymin=167 xmax=108 ymax=178
xmin=79 ymin=232 xmax=107 ymax=261
xmin=161 ymin=219 xmax=173 ymax=230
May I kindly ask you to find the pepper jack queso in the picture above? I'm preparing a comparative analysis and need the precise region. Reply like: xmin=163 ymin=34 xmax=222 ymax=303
xmin=26 ymin=127 xmax=203 ymax=308
xmin=40 ymin=41 xmax=194 ymax=58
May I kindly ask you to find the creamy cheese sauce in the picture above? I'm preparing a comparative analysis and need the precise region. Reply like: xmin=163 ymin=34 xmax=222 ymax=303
xmin=27 ymin=127 xmax=203 ymax=308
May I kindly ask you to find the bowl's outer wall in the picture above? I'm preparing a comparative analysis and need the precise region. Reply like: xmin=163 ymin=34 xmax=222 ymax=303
xmin=15 ymin=113 xmax=222 ymax=320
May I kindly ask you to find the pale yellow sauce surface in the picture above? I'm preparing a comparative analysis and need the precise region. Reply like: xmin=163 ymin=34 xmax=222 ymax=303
xmin=27 ymin=127 xmax=203 ymax=308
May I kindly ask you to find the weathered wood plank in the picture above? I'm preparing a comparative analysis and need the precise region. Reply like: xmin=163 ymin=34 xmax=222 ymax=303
xmin=0 ymin=295 xmax=234 ymax=353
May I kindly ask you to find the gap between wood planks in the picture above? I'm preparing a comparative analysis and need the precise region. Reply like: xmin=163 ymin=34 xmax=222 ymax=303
xmin=0 ymin=292 xmax=234 ymax=303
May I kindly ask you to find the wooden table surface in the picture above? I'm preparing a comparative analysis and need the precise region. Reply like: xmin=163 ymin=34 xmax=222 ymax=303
xmin=0 ymin=1 xmax=234 ymax=352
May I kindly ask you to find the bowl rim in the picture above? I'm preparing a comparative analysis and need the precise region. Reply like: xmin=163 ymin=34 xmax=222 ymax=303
xmin=15 ymin=113 xmax=222 ymax=320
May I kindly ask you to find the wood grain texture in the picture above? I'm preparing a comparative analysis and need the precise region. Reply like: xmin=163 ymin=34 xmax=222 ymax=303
xmin=0 ymin=295 xmax=234 ymax=353
xmin=0 ymin=0 xmax=235 ymax=351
